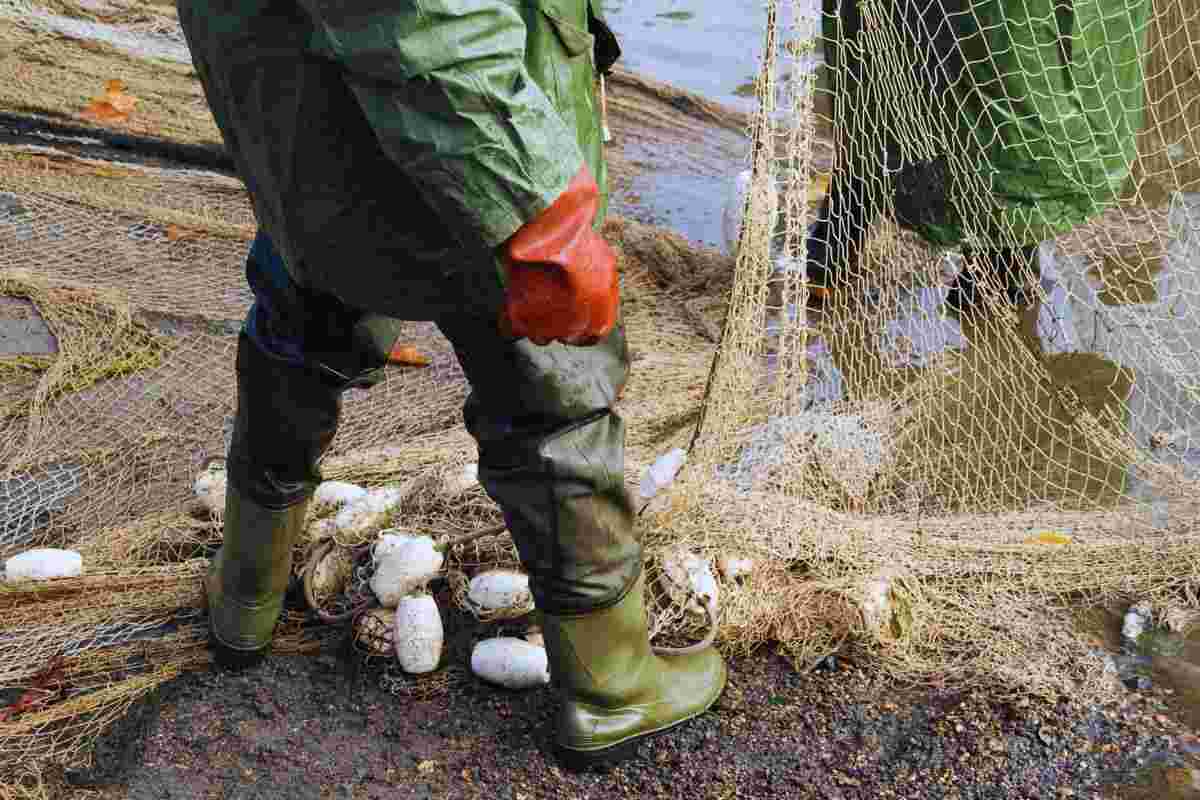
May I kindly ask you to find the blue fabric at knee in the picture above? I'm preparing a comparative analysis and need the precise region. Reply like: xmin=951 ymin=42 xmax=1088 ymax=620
xmin=242 ymin=230 xmax=307 ymax=367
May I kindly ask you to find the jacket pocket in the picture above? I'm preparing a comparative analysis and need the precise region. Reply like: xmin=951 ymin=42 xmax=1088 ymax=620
xmin=539 ymin=5 xmax=595 ymax=62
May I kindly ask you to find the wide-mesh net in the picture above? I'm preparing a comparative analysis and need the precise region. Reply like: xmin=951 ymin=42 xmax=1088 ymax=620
xmin=682 ymin=0 xmax=1200 ymax=693
xmin=0 ymin=0 xmax=1198 ymax=781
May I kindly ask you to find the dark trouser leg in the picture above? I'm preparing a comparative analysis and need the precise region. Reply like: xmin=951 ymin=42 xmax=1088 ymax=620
xmin=207 ymin=329 xmax=340 ymax=657
xmin=805 ymin=165 xmax=883 ymax=298
xmin=434 ymin=314 xmax=639 ymax=616
xmin=208 ymin=232 xmax=399 ymax=658
xmin=436 ymin=312 xmax=725 ymax=765
xmin=946 ymin=244 xmax=1039 ymax=315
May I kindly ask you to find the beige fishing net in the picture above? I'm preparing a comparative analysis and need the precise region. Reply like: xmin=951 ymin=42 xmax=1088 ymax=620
xmin=0 ymin=0 xmax=1198 ymax=781
xmin=675 ymin=0 xmax=1200 ymax=696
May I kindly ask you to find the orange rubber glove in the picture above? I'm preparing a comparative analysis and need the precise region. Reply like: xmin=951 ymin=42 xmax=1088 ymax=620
xmin=498 ymin=166 xmax=619 ymax=347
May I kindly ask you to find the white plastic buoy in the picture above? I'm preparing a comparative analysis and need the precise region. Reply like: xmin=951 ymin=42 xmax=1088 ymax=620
xmin=193 ymin=464 xmax=227 ymax=515
xmin=858 ymin=571 xmax=913 ymax=641
xmin=860 ymin=576 xmax=894 ymax=633
xmin=309 ymin=544 xmax=354 ymax=601
xmin=470 ymin=637 xmax=550 ymax=690
xmin=1122 ymin=601 xmax=1153 ymax=644
xmin=394 ymin=594 xmax=443 ymax=674
xmin=354 ymin=607 xmax=395 ymax=656
xmin=370 ymin=531 xmax=444 ymax=607
xmin=5 ymin=549 xmax=83 ymax=582
xmin=305 ymin=517 xmax=338 ymax=542
xmin=717 ymin=553 xmax=755 ymax=581
xmin=466 ymin=570 xmax=534 ymax=617
xmin=334 ymin=486 xmax=405 ymax=539
xmin=659 ymin=547 xmax=719 ymax=616
xmin=638 ymin=448 xmax=687 ymax=500
xmin=313 ymin=481 xmax=368 ymax=510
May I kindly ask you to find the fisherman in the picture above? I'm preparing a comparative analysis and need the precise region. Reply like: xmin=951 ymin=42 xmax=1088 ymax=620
xmin=803 ymin=0 xmax=1151 ymax=316
xmin=176 ymin=0 xmax=725 ymax=767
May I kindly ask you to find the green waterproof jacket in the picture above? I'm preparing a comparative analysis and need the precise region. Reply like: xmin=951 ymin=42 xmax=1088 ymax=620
xmin=826 ymin=0 xmax=1151 ymax=248
xmin=178 ymin=0 xmax=619 ymax=319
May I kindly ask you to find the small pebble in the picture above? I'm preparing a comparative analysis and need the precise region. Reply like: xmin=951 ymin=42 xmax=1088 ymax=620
xmin=815 ymin=655 xmax=839 ymax=672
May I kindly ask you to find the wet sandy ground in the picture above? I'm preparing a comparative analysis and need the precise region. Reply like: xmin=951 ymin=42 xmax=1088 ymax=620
xmin=46 ymin=603 xmax=1200 ymax=800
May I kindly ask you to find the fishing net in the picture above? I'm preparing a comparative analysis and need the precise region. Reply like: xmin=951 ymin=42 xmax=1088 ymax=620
xmin=0 ymin=0 xmax=1198 ymax=780
xmin=672 ymin=0 xmax=1200 ymax=697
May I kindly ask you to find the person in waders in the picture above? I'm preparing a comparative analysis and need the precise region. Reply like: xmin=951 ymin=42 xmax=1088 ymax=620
xmin=176 ymin=0 xmax=725 ymax=768
xmin=804 ymin=0 xmax=1152 ymax=318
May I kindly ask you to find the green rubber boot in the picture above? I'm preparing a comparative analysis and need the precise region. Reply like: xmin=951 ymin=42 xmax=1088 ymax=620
xmin=543 ymin=572 xmax=727 ymax=768
xmin=204 ymin=488 xmax=309 ymax=661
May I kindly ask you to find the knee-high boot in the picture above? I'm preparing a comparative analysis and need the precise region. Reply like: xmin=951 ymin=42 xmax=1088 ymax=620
xmin=205 ymin=332 xmax=341 ymax=658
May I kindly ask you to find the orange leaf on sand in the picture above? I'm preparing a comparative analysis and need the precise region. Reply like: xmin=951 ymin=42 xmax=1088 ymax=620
xmin=388 ymin=345 xmax=432 ymax=367
xmin=79 ymin=101 xmax=127 ymax=123
xmin=165 ymin=224 xmax=198 ymax=243
xmin=80 ymin=79 xmax=139 ymax=124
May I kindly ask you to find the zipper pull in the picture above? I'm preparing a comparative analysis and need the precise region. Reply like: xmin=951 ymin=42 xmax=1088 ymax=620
xmin=599 ymin=73 xmax=612 ymax=144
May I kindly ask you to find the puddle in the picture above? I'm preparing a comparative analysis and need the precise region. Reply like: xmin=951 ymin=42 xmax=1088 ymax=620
xmin=1077 ymin=605 xmax=1200 ymax=736
xmin=763 ymin=332 xmax=846 ymax=407
xmin=1111 ymin=759 xmax=1200 ymax=800
xmin=602 ymin=0 xmax=822 ymax=112
xmin=602 ymin=0 xmax=770 ymax=114
xmin=877 ymin=285 xmax=965 ymax=368
xmin=845 ymin=196 xmax=1200 ymax=508
xmin=622 ymin=149 xmax=738 ymax=249
xmin=1044 ymin=194 xmax=1200 ymax=499
xmin=0 ymin=297 xmax=57 ymax=355
xmin=1057 ymin=195 xmax=1200 ymax=376
xmin=626 ymin=172 xmax=729 ymax=248
xmin=0 ymin=318 xmax=57 ymax=355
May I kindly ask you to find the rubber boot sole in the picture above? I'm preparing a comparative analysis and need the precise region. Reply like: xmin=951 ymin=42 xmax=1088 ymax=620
xmin=203 ymin=568 xmax=295 ymax=672
xmin=554 ymin=696 xmax=722 ymax=771
xmin=207 ymin=631 xmax=269 ymax=671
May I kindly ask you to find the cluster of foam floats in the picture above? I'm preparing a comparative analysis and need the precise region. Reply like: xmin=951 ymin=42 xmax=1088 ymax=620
xmin=199 ymin=449 xmax=725 ymax=690
xmin=203 ymin=460 xmax=555 ymax=690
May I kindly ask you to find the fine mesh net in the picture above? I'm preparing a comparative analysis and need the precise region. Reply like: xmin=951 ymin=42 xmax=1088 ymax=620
xmin=0 ymin=0 xmax=1198 ymax=780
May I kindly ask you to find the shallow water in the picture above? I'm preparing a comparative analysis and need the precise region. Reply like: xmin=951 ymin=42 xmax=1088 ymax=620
xmin=602 ymin=0 xmax=828 ymax=115
xmin=601 ymin=0 xmax=770 ymax=114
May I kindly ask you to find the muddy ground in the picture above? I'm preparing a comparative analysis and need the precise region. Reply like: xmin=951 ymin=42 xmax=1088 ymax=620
xmin=51 ymin=615 xmax=1200 ymax=800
